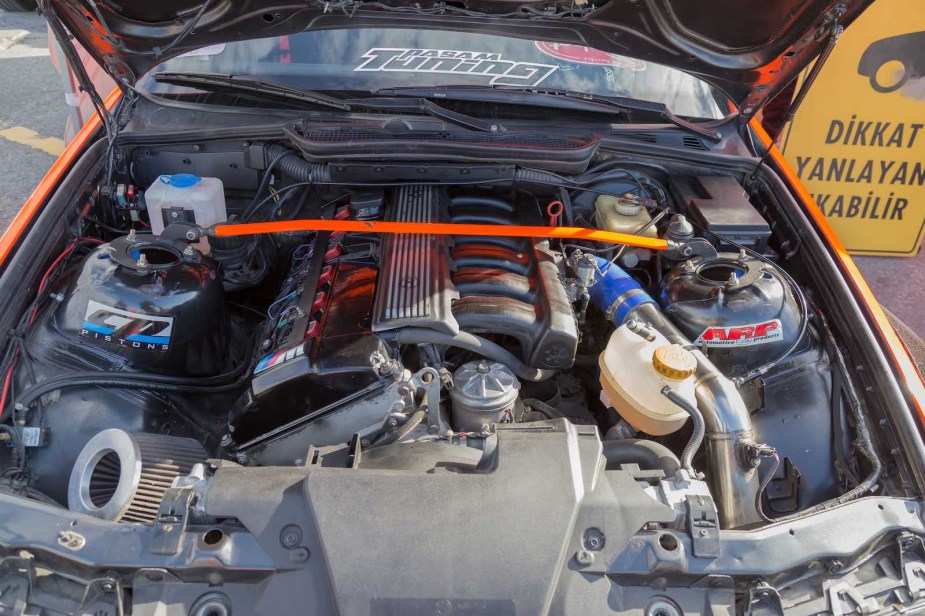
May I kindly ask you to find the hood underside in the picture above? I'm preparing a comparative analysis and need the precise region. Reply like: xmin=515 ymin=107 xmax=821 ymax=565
xmin=46 ymin=0 xmax=871 ymax=116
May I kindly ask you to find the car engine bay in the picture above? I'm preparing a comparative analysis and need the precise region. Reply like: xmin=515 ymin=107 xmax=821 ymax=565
xmin=0 ymin=132 xmax=920 ymax=615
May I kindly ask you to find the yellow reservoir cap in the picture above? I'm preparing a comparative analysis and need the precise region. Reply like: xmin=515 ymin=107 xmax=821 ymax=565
xmin=652 ymin=344 xmax=697 ymax=379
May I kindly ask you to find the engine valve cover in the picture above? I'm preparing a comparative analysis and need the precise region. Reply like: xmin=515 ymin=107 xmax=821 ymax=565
xmin=373 ymin=186 xmax=578 ymax=369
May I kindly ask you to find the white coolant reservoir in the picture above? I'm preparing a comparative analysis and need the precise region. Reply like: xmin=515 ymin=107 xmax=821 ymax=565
xmin=599 ymin=323 xmax=699 ymax=436
xmin=144 ymin=174 xmax=227 ymax=236
xmin=594 ymin=194 xmax=658 ymax=238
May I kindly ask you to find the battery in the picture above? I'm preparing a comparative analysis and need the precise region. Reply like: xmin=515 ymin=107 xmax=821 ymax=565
xmin=668 ymin=176 xmax=771 ymax=254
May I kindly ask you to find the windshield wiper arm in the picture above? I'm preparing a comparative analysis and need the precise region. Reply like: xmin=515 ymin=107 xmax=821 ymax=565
xmin=152 ymin=72 xmax=351 ymax=111
xmin=350 ymin=96 xmax=504 ymax=133
xmin=544 ymin=86 xmax=728 ymax=141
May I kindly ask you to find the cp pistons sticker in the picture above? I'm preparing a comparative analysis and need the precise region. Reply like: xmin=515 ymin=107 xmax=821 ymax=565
xmin=81 ymin=300 xmax=174 ymax=351
xmin=354 ymin=48 xmax=558 ymax=87
xmin=695 ymin=319 xmax=783 ymax=348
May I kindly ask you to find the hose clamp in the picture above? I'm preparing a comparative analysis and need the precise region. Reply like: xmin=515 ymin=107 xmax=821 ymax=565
xmin=606 ymin=288 xmax=646 ymax=323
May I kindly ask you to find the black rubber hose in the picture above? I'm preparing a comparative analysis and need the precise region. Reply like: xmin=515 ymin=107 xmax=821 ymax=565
xmin=660 ymin=386 xmax=705 ymax=474
xmin=557 ymin=187 xmax=575 ymax=226
xmin=391 ymin=328 xmax=556 ymax=382
xmin=264 ymin=144 xmax=329 ymax=184
xmin=601 ymin=438 xmax=681 ymax=476
xmin=15 ymin=371 xmax=250 ymax=411
xmin=522 ymin=398 xmax=565 ymax=419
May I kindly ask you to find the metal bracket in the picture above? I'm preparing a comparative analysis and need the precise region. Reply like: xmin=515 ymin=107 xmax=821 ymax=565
xmin=686 ymin=494 xmax=720 ymax=558
xmin=746 ymin=584 xmax=783 ymax=616
xmin=78 ymin=577 xmax=123 ymax=616
xmin=150 ymin=487 xmax=195 ymax=556
xmin=411 ymin=367 xmax=447 ymax=436
xmin=664 ymin=238 xmax=718 ymax=261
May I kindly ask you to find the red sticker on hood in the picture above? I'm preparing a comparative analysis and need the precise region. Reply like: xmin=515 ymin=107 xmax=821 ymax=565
xmin=534 ymin=42 xmax=646 ymax=70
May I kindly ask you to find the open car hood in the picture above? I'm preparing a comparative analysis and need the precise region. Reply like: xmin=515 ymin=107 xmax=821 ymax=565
xmin=43 ymin=0 xmax=871 ymax=116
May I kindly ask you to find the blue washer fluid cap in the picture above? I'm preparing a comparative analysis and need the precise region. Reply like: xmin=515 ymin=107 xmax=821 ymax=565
xmin=162 ymin=174 xmax=201 ymax=188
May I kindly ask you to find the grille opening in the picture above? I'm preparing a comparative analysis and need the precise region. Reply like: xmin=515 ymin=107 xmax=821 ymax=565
xmin=88 ymin=451 xmax=121 ymax=508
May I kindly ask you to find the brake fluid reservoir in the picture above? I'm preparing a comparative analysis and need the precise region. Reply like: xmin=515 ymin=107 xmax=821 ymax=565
xmin=595 ymin=194 xmax=658 ymax=238
xmin=144 ymin=174 xmax=227 ymax=236
xmin=599 ymin=323 xmax=698 ymax=436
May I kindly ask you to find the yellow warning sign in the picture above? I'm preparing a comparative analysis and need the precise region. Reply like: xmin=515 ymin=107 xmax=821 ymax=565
xmin=780 ymin=0 xmax=925 ymax=256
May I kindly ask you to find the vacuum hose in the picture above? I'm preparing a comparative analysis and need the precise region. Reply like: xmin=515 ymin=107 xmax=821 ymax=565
xmin=591 ymin=258 xmax=761 ymax=527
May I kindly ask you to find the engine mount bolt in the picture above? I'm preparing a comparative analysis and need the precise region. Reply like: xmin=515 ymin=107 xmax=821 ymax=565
xmin=183 ymin=245 xmax=195 ymax=257
xmin=186 ymin=230 xmax=198 ymax=241
xmin=279 ymin=524 xmax=303 ymax=549
xmin=127 ymin=228 xmax=136 ymax=241
xmin=584 ymin=528 xmax=605 ymax=551
xmin=136 ymin=253 xmax=149 ymax=268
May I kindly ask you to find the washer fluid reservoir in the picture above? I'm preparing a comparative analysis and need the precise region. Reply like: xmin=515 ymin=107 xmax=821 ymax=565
xmin=599 ymin=322 xmax=698 ymax=436
xmin=144 ymin=174 xmax=227 ymax=236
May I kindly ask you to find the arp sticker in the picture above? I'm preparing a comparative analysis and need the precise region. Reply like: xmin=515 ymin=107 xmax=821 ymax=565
xmin=534 ymin=42 xmax=647 ymax=70
xmin=354 ymin=48 xmax=558 ymax=87
xmin=81 ymin=300 xmax=173 ymax=351
xmin=694 ymin=319 xmax=783 ymax=348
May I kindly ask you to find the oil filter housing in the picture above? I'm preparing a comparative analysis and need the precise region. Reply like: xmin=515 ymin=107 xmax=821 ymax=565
xmin=450 ymin=360 xmax=520 ymax=433
xmin=659 ymin=252 xmax=802 ymax=377
xmin=53 ymin=233 xmax=232 ymax=376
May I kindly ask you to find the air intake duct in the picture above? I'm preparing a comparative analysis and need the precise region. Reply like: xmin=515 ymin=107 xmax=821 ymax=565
xmin=68 ymin=429 xmax=207 ymax=523
xmin=590 ymin=257 xmax=761 ymax=528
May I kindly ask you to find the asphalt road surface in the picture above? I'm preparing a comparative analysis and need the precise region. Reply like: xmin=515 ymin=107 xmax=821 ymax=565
xmin=0 ymin=7 xmax=923 ymax=335
xmin=0 ymin=9 xmax=68 ymax=231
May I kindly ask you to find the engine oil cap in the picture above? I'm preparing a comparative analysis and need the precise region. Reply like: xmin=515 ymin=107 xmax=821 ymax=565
xmin=652 ymin=344 xmax=697 ymax=379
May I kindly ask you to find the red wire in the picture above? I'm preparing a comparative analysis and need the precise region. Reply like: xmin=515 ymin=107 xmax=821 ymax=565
xmin=2 ymin=237 xmax=103 ymax=415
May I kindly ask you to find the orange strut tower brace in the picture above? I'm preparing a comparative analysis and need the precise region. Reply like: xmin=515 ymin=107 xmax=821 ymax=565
xmin=211 ymin=220 xmax=669 ymax=251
